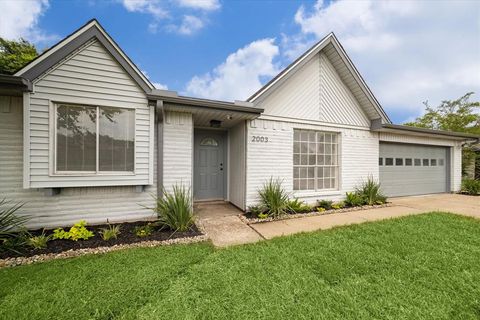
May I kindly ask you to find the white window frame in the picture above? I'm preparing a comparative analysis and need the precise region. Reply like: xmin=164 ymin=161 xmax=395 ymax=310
xmin=293 ymin=129 xmax=340 ymax=192
xmin=52 ymin=102 xmax=136 ymax=176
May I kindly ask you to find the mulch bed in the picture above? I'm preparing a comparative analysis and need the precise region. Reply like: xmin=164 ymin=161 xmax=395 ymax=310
xmin=240 ymin=203 xmax=393 ymax=224
xmin=0 ymin=221 xmax=202 ymax=259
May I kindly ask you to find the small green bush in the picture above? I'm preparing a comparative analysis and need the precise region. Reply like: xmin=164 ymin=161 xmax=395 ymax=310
xmin=1 ymin=231 xmax=28 ymax=254
xmin=0 ymin=198 xmax=28 ymax=241
xmin=99 ymin=224 xmax=121 ymax=241
xmin=317 ymin=200 xmax=333 ymax=210
xmin=247 ymin=205 xmax=266 ymax=217
xmin=287 ymin=198 xmax=311 ymax=213
xmin=134 ymin=224 xmax=154 ymax=237
xmin=331 ymin=202 xmax=344 ymax=210
xmin=52 ymin=220 xmax=94 ymax=241
xmin=461 ymin=179 xmax=480 ymax=195
xmin=27 ymin=230 xmax=51 ymax=250
xmin=344 ymin=192 xmax=364 ymax=207
xmin=356 ymin=177 xmax=386 ymax=206
xmin=258 ymin=178 xmax=290 ymax=218
xmin=257 ymin=213 xmax=269 ymax=219
xmin=155 ymin=184 xmax=194 ymax=232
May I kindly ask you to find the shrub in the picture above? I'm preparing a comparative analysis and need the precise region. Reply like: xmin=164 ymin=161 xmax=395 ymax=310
xmin=331 ymin=202 xmax=344 ymax=210
xmin=344 ymin=192 xmax=364 ymax=207
xmin=356 ymin=177 xmax=386 ymax=206
xmin=317 ymin=207 xmax=326 ymax=213
xmin=0 ymin=199 xmax=28 ymax=241
xmin=287 ymin=198 xmax=311 ymax=213
xmin=258 ymin=213 xmax=269 ymax=219
xmin=99 ymin=224 xmax=121 ymax=241
xmin=258 ymin=178 xmax=290 ymax=218
xmin=52 ymin=220 xmax=94 ymax=241
xmin=248 ymin=205 xmax=266 ymax=218
xmin=461 ymin=179 xmax=480 ymax=195
xmin=317 ymin=200 xmax=333 ymax=210
xmin=155 ymin=184 xmax=194 ymax=232
xmin=1 ymin=231 xmax=28 ymax=254
xmin=134 ymin=224 xmax=154 ymax=237
xmin=27 ymin=230 xmax=51 ymax=250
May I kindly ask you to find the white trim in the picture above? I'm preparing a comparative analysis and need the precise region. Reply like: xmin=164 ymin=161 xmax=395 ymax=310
xmin=51 ymin=102 xmax=137 ymax=176
xmin=14 ymin=20 xmax=153 ymax=90
xmin=260 ymin=114 xmax=372 ymax=131
xmin=249 ymin=34 xmax=332 ymax=102
xmin=148 ymin=105 xmax=155 ymax=185
xmin=22 ymin=91 xmax=31 ymax=189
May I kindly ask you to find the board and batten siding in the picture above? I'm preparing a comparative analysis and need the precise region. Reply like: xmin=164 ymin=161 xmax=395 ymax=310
xmin=257 ymin=52 xmax=370 ymax=128
xmin=27 ymin=38 xmax=154 ymax=188
xmin=228 ymin=121 xmax=246 ymax=209
xmin=246 ymin=118 xmax=379 ymax=207
xmin=379 ymin=132 xmax=462 ymax=192
xmin=0 ymin=95 xmax=156 ymax=229
xmin=163 ymin=111 xmax=193 ymax=193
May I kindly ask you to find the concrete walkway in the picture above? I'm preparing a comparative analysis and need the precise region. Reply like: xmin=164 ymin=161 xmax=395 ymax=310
xmin=195 ymin=194 xmax=479 ymax=246
xmin=194 ymin=202 xmax=263 ymax=247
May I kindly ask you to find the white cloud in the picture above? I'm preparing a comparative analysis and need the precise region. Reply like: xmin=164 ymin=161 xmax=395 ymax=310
xmin=288 ymin=0 xmax=480 ymax=122
xmin=153 ymin=82 xmax=168 ymax=90
xmin=185 ymin=38 xmax=280 ymax=101
xmin=176 ymin=0 xmax=220 ymax=11
xmin=0 ymin=0 xmax=58 ymax=44
xmin=121 ymin=0 xmax=218 ymax=35
xmin=168 ymin=15 xmax=205 ymax=35
xmin=121 ymin=0 xmax=168 ymax=18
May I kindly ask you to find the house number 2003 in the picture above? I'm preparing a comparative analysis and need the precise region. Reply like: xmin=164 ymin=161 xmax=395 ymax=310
xmin=251 ymin=136 xmax=269 ymax=143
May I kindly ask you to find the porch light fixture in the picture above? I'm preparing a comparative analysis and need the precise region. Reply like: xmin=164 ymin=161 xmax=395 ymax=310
xmin=210 ymin=119 xmax=222 ymax=128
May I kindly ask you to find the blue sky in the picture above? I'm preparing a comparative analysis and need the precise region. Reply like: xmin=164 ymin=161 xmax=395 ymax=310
xmin=1 ymin=0 xmax=479 ymax=124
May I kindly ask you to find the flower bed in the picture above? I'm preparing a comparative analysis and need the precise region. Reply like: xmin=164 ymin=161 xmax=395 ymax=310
xmin=0 ymin=234 xmax=208 ymax=268
xmin=240 ymin=203 xmax=393 ymax=224
xmin=0 ymin=220 xmax=203 ymax=260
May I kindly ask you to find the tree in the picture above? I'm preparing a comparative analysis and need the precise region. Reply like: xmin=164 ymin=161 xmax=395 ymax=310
xmin=0 ymin=38 xmax=38 ymax=75
xmin=404 ymin=92 xmax=480 ymax=177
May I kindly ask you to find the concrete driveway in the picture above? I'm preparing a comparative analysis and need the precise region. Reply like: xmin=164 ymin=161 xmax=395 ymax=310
xmin=390 ymin=193 xmax=479 ymax=219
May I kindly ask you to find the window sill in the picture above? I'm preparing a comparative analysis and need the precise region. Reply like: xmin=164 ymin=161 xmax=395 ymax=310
xmin=51 ymin=171 xmax=136 ymax=177
xmin=292 ymin=190 xmax=342 ymax=198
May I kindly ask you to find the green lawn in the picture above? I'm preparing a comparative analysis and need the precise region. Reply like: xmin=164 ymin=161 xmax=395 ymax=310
xmin=1 ymin=212 xmax=480 ymax=320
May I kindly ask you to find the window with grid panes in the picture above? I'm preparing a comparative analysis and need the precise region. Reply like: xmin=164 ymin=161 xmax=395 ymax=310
xmin=293 ymin=129 xmax=339 ymax=191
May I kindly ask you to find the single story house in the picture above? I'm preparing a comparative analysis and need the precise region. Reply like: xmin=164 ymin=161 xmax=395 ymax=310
xmin=1 ymin=19 xmax=478 ymax=229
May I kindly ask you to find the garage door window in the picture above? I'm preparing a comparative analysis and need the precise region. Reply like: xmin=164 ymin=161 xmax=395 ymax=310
xmin=423 ymin=159 xmax=429 ymax=166
xmin=431 ymin=159 xmax=437 ymax=166
xmin=293 ymin=129 xmax=339 ymax=191
xmin=395 ymin=158 xmax=403 ymax=166
xmin=405 ymin=158 xmax=412 ymax=166
xmin=385 ymin=158 xmax=393 ymax=166
xmin=379 ymin=158 xmax=383 ymax=166
xmin=414 ymin=159 xmax=421 ymax=166
xmin=439 ymin=159 xmax=444 ymax=166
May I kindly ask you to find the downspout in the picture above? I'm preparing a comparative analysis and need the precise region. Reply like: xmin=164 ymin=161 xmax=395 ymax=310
xmin=156 ymin=100 xmax=164 ymax=198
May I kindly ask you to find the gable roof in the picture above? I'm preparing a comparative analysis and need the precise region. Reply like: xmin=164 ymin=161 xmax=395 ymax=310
xmin=247 ymin=33 xmax=391 ymax=124
xmin=14 ymin=19 xmax=153 ymax=93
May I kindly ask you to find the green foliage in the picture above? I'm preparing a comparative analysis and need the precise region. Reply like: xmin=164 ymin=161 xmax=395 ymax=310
xmin=344 ymin=192 xmax=364 ymax=207
xmin=356 ymin=177 xmax=387 ymax=206
xmin=0 ymin=231 xmax=28 ymax=254
xmin=461 ymin=179 xmax=480 ymax=195
xmin=99 ymin=224 xmax=121 ymax=241
xmin=0 ymin=199 xmax=28 ymax=242
xmin=133 ymin=223 xmax=154 ymax=237
xmin=247 ymin=205 xmax=266 ymax=217
xmin=258 ymin=178 xmax=290 ymax=218
xmin=316 ymin=207 xmax=326 ymax=213
xmin=287 ymin=198 xmax=311 ymax=213
xmin=331 ymin=202 xmax=344 ymax=210
xmin=257 ymin=213 xmax=269 ymax=219
xmin=27 ymin=231 xmax=51 ymax=250
xmin=404 ymin=92 xmax=480 ymax=135
xmin=155 ymin=184 xmax=194 ymax=232
xmin=0 ymin=38 xmax=38 ymax=74
xmin=52 ymin=221 xmax=94 ymax=241
xmin=317 ymin=200 xmax=333 ymax=210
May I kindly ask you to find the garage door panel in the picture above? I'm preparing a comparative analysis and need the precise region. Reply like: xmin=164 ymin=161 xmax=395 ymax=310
xmin=379 ymin=143 xmax=448 ymax=197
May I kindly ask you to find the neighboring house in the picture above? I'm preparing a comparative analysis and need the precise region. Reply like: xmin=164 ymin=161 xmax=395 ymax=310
xmin=0 ymin=20 xmax=478 ymax=229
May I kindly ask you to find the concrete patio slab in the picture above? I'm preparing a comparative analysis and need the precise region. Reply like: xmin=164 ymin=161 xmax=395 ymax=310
xmin=194 ymin=202 xmax=263 ymax=247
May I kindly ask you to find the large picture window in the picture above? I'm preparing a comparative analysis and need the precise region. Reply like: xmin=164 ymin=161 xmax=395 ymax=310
xmin=56 ymin=104 xmax=135 ymax=173
xmin=293 ymin=129 xmax=339 ymax=191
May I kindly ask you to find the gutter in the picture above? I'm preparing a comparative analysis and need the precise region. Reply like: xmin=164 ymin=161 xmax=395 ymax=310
xmin=371 ymin=119 xmax=480 ymax=142
xmin=155 ymin=100 xmax=164 ymax=199
xmin=0 ymin=74 xmax=32 ymax=92
xmin=147 ymin=89 xmax=264 ymax=115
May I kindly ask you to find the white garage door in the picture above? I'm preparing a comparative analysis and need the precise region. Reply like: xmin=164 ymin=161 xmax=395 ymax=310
xmin=379 ymin=143 xmax=450 ymax=197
